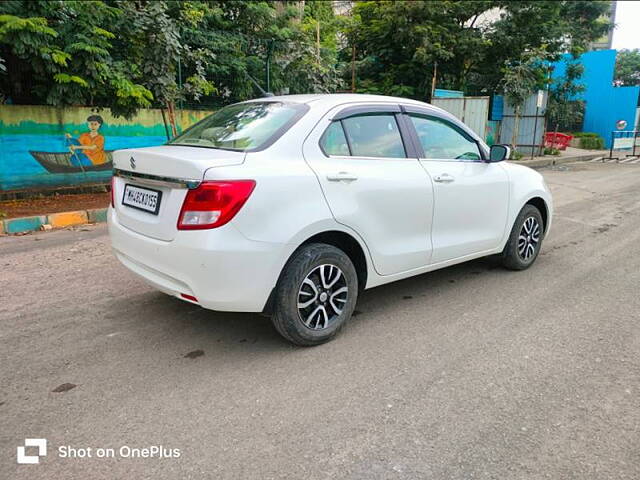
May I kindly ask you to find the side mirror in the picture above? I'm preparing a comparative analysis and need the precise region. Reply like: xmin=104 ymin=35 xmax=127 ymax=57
xmin=489 ymin=144 xmax=510 ymax=162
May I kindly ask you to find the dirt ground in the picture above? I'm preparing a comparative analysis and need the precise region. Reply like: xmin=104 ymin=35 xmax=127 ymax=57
xmin=0 ymin=192 xmax=110 ymax=219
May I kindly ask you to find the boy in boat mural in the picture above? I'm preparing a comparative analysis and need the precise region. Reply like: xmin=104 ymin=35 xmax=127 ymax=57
xmin=29 ymin=114 xmax=113 ymax=173
xmin=65 ymin=115 xmax=108 ymax=167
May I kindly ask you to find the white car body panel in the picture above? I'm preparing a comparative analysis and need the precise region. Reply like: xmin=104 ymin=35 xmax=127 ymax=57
xmin=420 ymin=160 xmax=510 ymax=263
xmin=108 ymin=94 xmax=552 ymax=312
xmin=302 ymin=103 xmax=434 ymax=275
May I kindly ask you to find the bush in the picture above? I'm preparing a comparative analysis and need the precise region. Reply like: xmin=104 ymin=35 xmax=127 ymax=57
xmin=578 ymin=136 xmax=604 ymax=149
xmin=571 ymin=131 xmax=600 ymax=138
xmin=544 ymin=147 xmax=560 ymax=156
xmin=509 ymin=150 xmax=524 ymax=160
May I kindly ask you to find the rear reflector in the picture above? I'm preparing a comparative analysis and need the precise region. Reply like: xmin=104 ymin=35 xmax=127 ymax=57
xmin=177 ymin=180 xmax=256 ymax=230
xmin=180 ymin=293 xmax=198 ymax=302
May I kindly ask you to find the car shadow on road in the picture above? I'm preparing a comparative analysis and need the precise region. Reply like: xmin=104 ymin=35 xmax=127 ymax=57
xmin=122 ymin=255 xmax=507 ymax=354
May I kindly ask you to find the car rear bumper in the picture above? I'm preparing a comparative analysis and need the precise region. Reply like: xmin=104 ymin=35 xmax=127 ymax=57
xmin=108 ymin=207 xmax=289 ymax=312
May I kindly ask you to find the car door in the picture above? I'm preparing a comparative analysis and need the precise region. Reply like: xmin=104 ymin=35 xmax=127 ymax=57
xmin=404 ymin=108 xmax=510 ymax=264
xmin=302 ymin=104 xmax=434 ymax=276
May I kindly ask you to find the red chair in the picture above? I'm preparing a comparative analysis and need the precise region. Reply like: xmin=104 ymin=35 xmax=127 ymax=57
xmin=544 ymin=132 xmax=573 ymax=150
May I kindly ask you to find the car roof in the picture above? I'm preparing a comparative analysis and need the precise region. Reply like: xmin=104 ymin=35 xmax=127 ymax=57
xmin=242 ymin=93 xmax=481 ymax=143
xmin=245 ymin=93 xmax=432 ymax=109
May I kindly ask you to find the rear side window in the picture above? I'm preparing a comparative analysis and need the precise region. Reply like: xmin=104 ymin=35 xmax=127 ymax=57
xmin=342 ymin=114 xmax=406 ymax=158
xmin=409 ymin=114 xmax=481 ymax=161
xmin=169 ymin=101 xmax=308 ymax=151
xmin=320 ymin=121 xmax=350 ymax=156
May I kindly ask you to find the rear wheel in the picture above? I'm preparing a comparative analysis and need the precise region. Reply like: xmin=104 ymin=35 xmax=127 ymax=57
xmin=271 ymin=243 xmax=358 ymax=346
xmin=501 ymin=204 xmax=544 ymax=270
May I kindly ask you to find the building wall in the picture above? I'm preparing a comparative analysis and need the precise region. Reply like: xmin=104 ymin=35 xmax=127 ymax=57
xmin=551 ymin=49 xmax=640 ymax=148
xmin=0 ymin=106 xmax=213 ymax=192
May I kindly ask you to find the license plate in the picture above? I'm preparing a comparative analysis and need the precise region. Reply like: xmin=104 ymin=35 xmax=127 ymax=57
xmin=122 ymin=184 xmax=162 ymax=215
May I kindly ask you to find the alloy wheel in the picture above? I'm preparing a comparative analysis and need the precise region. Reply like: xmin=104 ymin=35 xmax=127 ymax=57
xmin=297 ymin=264 xmax=348 ymax=330
xmin=518 ymin=216 xmax=541 ymax=261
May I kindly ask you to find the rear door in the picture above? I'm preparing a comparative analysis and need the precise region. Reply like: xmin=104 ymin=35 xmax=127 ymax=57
xmin=404 ymin=108 xmax=509 ymax=263
xmin=303 ymin=104 xmax=434 ymax=276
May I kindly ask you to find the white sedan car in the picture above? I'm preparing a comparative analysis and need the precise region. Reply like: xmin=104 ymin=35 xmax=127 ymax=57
xmin=108 ymin=94 xmax=552 ymax=346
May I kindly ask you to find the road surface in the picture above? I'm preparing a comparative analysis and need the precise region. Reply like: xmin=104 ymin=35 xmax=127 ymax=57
xmin=1 ymin=162 xmax=639 ymax=479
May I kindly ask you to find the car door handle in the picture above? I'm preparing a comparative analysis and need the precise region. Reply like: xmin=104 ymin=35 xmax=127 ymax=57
xmin=327 ymin=172 xmax=358 ymax=182
xmin=433 ymin=174 xmax=455 ymax=183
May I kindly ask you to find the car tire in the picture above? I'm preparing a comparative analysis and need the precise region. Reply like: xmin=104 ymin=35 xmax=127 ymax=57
xmin=271 ymin=243 xmax=358 ymax=346
xmin=501 ymin=204 xmax=545 ymax=270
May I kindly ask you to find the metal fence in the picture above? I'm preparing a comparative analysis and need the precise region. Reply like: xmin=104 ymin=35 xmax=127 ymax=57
xmin=432 ymin=96 xmax=490 ymax=139
xmin=499 ymin=92 xmax=548 ymax=156
xmin=604 ymin=130 xmax=640 ymax=160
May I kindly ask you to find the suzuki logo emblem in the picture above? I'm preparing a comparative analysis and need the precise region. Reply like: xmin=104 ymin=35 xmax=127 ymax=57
xmin=130 ymin=156 xmax=136 ymax=169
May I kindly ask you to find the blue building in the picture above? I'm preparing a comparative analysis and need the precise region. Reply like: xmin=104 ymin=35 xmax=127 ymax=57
xmin=550 ymin=49 xmax=639 ymax=148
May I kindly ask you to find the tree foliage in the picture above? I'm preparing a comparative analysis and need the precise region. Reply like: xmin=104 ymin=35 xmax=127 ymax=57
xmin=547 ymin=55 xmax=586 ymax=132
xmin=615 ymin=49 xmax=640 ymax=86
xmin=0 ymin=0 xmax=613 ymax=117
xmin=348 ymin=0 xmax=611 ymax=98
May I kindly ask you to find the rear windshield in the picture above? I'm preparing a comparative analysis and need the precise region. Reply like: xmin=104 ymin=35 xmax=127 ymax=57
xmin=168 ymin=101 xmax=308 ymax=151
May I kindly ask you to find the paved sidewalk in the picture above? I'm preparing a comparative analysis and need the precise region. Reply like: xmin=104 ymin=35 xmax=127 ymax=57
xmin=513 ymin=147 xmax=608 ymax=169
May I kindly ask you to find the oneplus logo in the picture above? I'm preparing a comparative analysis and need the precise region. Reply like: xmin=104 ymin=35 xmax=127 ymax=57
xmin=17 ymin=438 xmax=47 ymax=464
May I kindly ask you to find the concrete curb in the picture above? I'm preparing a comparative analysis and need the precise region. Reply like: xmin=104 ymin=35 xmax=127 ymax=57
xmin=513 ymin=152 xmax=604 ymax=169
xmin=1 ymin=208 xmax=108 ymax=235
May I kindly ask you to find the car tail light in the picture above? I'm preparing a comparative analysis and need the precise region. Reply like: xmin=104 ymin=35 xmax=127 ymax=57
xmin=110 ymin=176 xmax=115 ymax=208
xmin=177 ymin=180 xmax=256 ymax=230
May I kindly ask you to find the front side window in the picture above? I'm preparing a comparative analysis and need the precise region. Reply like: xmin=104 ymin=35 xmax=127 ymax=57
xmin=409 ymin=114 xmax=481 ymax=161
xmin=169 ymin=102 xmax=308 ymax=151
xmin=342 ymin=114 xmax=406 ymax=158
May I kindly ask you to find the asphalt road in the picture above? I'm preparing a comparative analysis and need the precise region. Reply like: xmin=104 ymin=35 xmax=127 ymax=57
xmin=2 ymin=162 xmax=639 ymax=480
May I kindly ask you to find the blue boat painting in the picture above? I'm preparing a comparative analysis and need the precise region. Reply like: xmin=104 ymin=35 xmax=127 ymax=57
xmin=29 ymin=150 xmax=114 ymax=174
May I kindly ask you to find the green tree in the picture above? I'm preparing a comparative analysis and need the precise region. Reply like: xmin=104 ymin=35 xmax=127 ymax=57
xmin=0 ymin=0 xmax=615 ymax=116
xmin=480 ymin=1 xmax=610 ymax=92
xmin=501 ymin=48 xmax=550 ymax=150
xmin=114 ymin=0 xmax=213 ymax=130
xmin=347 ymin=0 xmax=612 ymax=99
xmin=547 ymin=55 xmax=585 ymax=133
xmin=615 ymin=49 xmax=640 ymax=86
xmin=0 ymin=0 xmax=153 ymax=117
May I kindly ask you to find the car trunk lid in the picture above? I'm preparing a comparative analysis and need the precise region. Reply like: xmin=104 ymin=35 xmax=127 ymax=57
xmin=112 ymin=146 xmax=245 ymax=241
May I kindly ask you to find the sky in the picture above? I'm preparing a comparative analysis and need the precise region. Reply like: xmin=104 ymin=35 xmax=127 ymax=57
xmin=612 ymin=0 xmax=640 ymax=50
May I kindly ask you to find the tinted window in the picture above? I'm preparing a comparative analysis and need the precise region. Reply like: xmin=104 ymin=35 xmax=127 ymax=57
xmin=409 ymin=114 xmax=481 ymax=161
xmin=342 ymin=114 xmax=406 ymax=158
xmin=320 ymin=121 xmax=350 ymax=156
xmin=169 ymin=102 xmax=308 ymax=151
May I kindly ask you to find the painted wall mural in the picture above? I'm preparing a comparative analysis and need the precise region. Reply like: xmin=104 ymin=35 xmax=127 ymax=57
xmin=0 ymin=105 xmax=213 ymax=192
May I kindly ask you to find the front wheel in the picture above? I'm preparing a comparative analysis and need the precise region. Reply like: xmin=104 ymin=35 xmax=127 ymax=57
xmin=501 ymin=204 xmax=545 ymax=270
xmin=271 ymin=243 xmax=358 ymax=346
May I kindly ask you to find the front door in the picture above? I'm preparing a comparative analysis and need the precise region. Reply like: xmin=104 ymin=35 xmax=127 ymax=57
xmin=303 ymin=105 xmax=434 ymax=276
xmin=406 ymin=111 xmax=510 ymax=263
